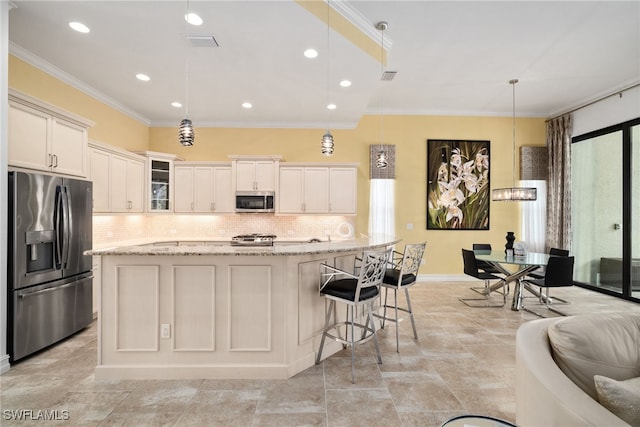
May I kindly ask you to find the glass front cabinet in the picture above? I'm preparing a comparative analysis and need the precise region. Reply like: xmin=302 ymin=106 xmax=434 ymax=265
xmin=135 ymin=151 xmax=182 ymax=213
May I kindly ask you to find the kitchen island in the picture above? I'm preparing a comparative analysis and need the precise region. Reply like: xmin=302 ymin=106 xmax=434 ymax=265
xmin=89 ymin=235 xmax=399 ymax=380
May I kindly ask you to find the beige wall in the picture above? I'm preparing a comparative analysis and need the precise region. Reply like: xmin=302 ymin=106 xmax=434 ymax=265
xmin=10 ymin=55 xmax=547 ymax=274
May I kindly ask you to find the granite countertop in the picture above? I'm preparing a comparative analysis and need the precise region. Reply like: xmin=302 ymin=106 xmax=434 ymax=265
xmin=87 ymin=235 xmax=400 ymax=256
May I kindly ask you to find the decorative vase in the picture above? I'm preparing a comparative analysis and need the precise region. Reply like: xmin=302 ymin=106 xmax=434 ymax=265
xmin=505 ymin=232 xmax=516 ymax=254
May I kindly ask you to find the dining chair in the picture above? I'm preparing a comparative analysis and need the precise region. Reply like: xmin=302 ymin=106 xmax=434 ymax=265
xmin=460 ymin=248 xmax=506 ymax=307
xmin=375 ymin=242 xmax=426 ymax=352
xmin=527 ymin=247 xmax=570 ymax=279
xmin=315 ymin=247 xmax=391 ymax=383
xmin=471 ymin=243 xmax=507 ymax=297
xmin=523 ymin=255 xmax=575 ymax=316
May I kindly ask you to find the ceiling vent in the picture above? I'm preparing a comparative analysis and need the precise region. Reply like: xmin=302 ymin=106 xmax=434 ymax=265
xmin=187 ymin=34 xmax=219 ymax=48
xmin=381 ymin=70 xmax=397 ymax=81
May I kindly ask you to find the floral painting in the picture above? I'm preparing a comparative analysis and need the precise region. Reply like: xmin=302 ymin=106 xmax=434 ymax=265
xmin=427 ymin=139 xmax=490 ymax=230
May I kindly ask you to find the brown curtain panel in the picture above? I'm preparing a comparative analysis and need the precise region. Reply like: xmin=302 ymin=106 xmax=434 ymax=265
xmin=545 ymin=114 xmax=572 ymax=251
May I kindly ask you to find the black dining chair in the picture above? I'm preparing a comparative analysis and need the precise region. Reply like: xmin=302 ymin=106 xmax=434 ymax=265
xmin=527 ymin=247 xmax=569 ymax=279
xmin=315 ymin=248 xmax=391 ymax=383
xmin=523 ymin=255 xmax=575 ymax=316
xmin=375 ymin=242 xmax=426 ymax=353
xmin=460 ymin=248 xmax=506 ymax=307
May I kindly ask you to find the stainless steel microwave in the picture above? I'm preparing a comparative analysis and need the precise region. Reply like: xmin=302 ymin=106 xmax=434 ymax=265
xmin=235 ymin=191 xmax=275 ymax=212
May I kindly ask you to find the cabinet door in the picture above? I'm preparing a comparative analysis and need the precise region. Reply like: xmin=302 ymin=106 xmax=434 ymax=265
xmin=8 ymin=102 xmax=50 ymax=171
xmin=235 ymin=161 xmax=256 ymax=191
xmin=255 ymin=161 xmax=276 ymax=191
xmin=90 ymin=149 xmax=111 ymax=212
xmin=174 ymin=166 xmax=195 ymax=212
xmin=193 ymin=167 xmax=214 ymax=212
xmin=213 ymin=167 xmax=233 ymax=212
xmin=329 ymin=168 xmax=357 ymax=214
xmin=110 ymin=156 xmax=129 ymax=212
xmin=50 ymin=118 xmax=87 ymax=177
xmin=126 ymin=159 xmax=145 ymax=212
xmin=150 ymin=159 xmax=172 ymax=211
xmin=279 ymin=168 xmax=304 ymax=213
xmin=304 ymin=168 xmax=329 ymax=213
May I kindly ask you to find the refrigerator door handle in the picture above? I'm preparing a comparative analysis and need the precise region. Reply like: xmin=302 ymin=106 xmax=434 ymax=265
xmin=54 ymin=185 xmax=71 ymax=269
xmin=54 ymin=186 xmax=64 ymax=269
xmin=61 ymin=186 xmax=70 ymax=269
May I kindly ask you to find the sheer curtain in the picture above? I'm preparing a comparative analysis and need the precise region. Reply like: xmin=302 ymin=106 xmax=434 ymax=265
xmin=520 ymin=180 xmax=546 ymax=253
xmin=546 ymin=114 xmax=573 ymax=251
xmin=368 ymin=179 xmax=395 ymax=237
xmin=368 ymin=145 xmax=396 ymax=237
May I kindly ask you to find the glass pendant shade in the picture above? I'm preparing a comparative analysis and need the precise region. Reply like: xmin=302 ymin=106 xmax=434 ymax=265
xmin=376 ymin=150 xmax=388 ymax=168
xmin=321 ymin=131 xmax=334 ymax=156
xmin=492 ymin=187 xmax=537 ymax=201
xmin=178 ymin=118 xmax=195 ymax=146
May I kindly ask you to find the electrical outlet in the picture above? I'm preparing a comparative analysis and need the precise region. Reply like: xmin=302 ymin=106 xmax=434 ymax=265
xmin=160 ymin=324 xmax=171 ymax=339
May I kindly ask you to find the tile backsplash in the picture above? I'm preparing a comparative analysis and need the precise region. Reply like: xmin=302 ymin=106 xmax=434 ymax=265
xmin=93 ymin=214 xmax=357 ymax=247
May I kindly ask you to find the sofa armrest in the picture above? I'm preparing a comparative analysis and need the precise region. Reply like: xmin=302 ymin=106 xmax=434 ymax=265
xmin=516 ymin=318 xmax=630 ymax=427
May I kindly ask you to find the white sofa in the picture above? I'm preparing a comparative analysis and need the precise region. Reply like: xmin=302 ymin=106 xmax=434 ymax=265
xmin=516 ymin=313 xmax=640 ymax=427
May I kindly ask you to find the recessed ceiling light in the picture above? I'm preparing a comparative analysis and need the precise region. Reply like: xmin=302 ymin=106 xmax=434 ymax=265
xmin=69 ymin=22 xmax=90 ymax=33
xmin=339 ymin=80 xmax=352 ymax=88
xmin=185 ymin=12 xmax=203 ymax=26
xmin=326 ymin=103 xmax=337 ymax=110
xmin=304 ymin=49 xmax=318 ymax=59
xmin=242 ymin=102 xmax=253 ymax=109
xmin=136 ymin=73 xmax=150 ymax=82
xmin=171 ymin=101 xmax=182 ymax=108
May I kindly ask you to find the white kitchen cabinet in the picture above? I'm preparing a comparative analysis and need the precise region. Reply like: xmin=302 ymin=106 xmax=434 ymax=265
xmin=8 ymin=90 xmax=93 ymax=178
xmin=174 ymin=163 xmax=233 ymax=213
xmin=278 ymin=168 xmax=304 ymax=213
xmin=329 ymin=167 xmax=357 ymax=214
xmin=89 ymin=148 xmax=111 ymax=211
xmin=235 ymin=160 xmax=276 ymax=191
xmin=278 ymin=165 xmax=357 ymax=215
xmin=89 ymin=141 xmax=145 ymax=213
xmin=229 ymin=155 xmax=281 ymax=193
xmin=111 ymin=156 xmax=145 ymax=212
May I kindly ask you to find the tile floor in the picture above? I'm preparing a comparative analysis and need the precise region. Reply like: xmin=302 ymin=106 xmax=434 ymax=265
xmin=2 ymin=281 xmax=639 ymax=427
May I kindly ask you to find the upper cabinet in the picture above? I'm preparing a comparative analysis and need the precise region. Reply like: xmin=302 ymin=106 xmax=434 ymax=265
xmin=174 ymin=163 xmax=234 ymax=213
xmin=8 ymin=89 xmax=93 ymax=178
xmin=135 ymin=151 xmax=183 ymax=213
xmin=278 ymin=164 xmax=358 ymax=215
xmin=230 ymin=155 xmax=281 ymax=192
xmin=328 ymin=167 xmax=358 ymax=214
xmin=89 ymin=141 xmax=145 ymax=213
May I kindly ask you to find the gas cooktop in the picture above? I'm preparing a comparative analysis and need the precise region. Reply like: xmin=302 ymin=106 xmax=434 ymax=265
xmin=230 ymin=233 xmax=277 ymax=246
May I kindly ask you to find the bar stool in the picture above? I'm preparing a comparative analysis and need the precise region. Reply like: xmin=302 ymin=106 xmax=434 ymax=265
xmin=315 ymin=247 xmax=391 ymax=383
xmin=375 ymin=242 xmax=426 ymax=352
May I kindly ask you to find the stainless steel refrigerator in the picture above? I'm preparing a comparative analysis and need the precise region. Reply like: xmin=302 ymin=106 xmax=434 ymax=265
xmin=8 ymin=171 xmax=93 ymax=361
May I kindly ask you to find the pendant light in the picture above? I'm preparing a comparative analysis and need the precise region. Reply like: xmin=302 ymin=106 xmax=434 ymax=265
xmin=178 ymin=2 xmax=195 ymax=146
xmin=375 ymin=21 xmax=388 ymax=169
xmin=492 ymin=79 xmax=537 ymax=201
xmin=320 ymin=0 xmax=334 ymax=156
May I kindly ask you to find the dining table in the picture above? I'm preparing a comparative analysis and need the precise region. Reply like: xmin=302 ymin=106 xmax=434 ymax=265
xmin=474 ymin=250 xmax=551 ymax=311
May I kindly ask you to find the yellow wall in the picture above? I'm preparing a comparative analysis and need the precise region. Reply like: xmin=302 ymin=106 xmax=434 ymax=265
xmin=10 ymin=55 xmax=547 ymax=274
xmin=8 ymin=55 xmax=148 ymax=151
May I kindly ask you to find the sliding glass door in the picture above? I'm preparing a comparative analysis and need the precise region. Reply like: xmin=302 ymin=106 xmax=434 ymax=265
xmin=572 ymin=118 xmax=640 ymax=301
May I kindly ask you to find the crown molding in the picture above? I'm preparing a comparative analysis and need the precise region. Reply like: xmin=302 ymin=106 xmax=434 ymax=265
xmin=9 ymin=42 xmax=151 ymax=126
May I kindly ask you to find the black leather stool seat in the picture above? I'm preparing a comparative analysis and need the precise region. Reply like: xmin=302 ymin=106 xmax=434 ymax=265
xmin=384 ymin=270 xmax=416 ymax=287
xmin=320 ymin=278 xmax=380 ymax=302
